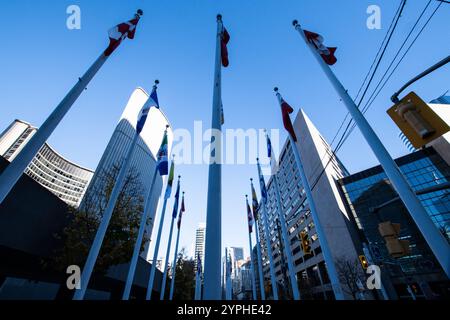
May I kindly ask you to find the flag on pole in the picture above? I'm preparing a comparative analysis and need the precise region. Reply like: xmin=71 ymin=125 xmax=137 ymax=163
xmin=303 ymin=30 xmax=337 ymax=66
xmin=246 ymin=198 xmax=254 ymax=233
xmin=266 ymin=133 xmax=279 ymax=174
xmin=278 ymin=95 xmax=298 ymax=142
xmin=172 ymin=179 xmax=181 ymax=218
xmin=156 ymin=131 xmax=169 ymax=176
xmin=221 ymin=27 xmax=231 ymax=67
xmin=257 ymin=164 xmax=268 ymax=204
xmin=250 ymin=180 xmax=259 ymax=220
xmin=164 ymin=161 xmax=175 ymax=199
xmin=104 ymin=10 xmax=143 ymax=56
xmin=136 ymin=83 xmax=160 ymax=134
xmin=177 ymin=193 xmax=185 ymax=229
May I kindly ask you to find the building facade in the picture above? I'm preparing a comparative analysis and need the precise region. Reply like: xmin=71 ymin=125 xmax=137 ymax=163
xmin=0 ymin=120 xmax=94 ymax=207
xmin=339 ymin=147 xmax=450 ymax=299
xmin=194 ymin=223 xmax=206 ymax=272
xmin=256 ymin=110 xmax=369 ymax=300
xmin=81 ymin=87 xmax=173 ymax=259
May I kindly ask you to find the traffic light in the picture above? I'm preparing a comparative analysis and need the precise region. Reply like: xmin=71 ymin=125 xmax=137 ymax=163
xmin=359 ymin=255 xmax=369 ymax=270
xmin=299 ymin=231 xmax=311 ymax=255
xmin=387 ymin=91 xmax=450 ymax=149
xmin=378 ymin=221 xmax=410 ymax=258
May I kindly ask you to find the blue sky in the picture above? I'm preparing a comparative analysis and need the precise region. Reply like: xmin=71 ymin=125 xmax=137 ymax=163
xmin=1 ymin=0 xmax=449 ymax=263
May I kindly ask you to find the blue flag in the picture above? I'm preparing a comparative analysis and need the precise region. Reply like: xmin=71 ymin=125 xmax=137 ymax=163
xmin=172 ymin=179 xmax=181 ymax=218
xmin=267 ymin=134 xmax=272 ymax=158
xmin=136 ymin=86 xmax=160 ymax=134
xmin=257 ymin=162 xmax=268 ymax=204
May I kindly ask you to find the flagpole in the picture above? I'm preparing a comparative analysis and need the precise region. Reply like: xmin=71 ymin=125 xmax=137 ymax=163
xmin=146 ymin=156 xmax=174 ymax=300
xmin=122 ymin=167 xmax=158 ymax=300
xmin=245 ymin=195 xmax=257 ymax=300
xmin=204 ymin=14 xmax=224 ymax=300
xmin=159 ymin=176 xmax=180 ymax=300
xmin=0 ymin=10 xmax=143 ymax=206
xmin=293 ymin=20 xmax=450 ymax=278
xmin=225 ymin=248 xmax=232 ymax=300
xmin=194 ymin=270 xmax=202 ymax=300
xmin=169 ymin=205 xmax=183 ymax=301
xmin=269 ymin=163 xmax=301 ymax=300
xmin=253 ymin=211 xmax=266 ymax=300
xmin=254 ymin=174 xmax=278 ymax=301
xmin=73 ymin=133 xmax=140 ymax=300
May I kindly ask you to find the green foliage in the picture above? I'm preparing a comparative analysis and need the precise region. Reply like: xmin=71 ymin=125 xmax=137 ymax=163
xmin=172 ymin=248 xmax=196 ymax=300
xmin=46 ymin=164 xmax=149 ymax=275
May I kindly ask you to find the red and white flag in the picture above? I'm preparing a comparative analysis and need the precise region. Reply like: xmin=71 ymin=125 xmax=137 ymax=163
xmin=304 ymin=30 xmax=337 ymax=66
xmin=104 ymin=12 xmax=142 ymax=57
xmin=221 ymin=27 xmax=230 ymax=67
xmin=280 ymin=98 xmax=298 ymax=142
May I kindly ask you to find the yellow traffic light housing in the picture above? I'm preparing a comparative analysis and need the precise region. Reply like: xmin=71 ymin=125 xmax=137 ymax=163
xmin=299 ymin=231 xmax=312 ymax=255
xmin=387 ymin=91 xmax=450 ymax=149
xmin=359 ymin=255 xmax=369 ymax=269
xmin=378 ymin=221 xmax=411 ymax=258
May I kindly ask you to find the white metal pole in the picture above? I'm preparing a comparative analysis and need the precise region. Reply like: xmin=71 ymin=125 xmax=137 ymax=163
xmin=203 ymin=14 xmax=224 ymax=300
xmin=160 ymin=216 xmax=175 ymax=300
xmin=122 ymin=168 xmax=158 ymax=300
xmin=245 ymin=196 xmax=258 ymax=300
xmin=169 ymin=223 xmax=182 ymax=300
xmin=272 ymin=172 xmax=301 ymax=300
xmin=194 ymin=272 xmax=202 ymax=300
xmin=0 ymin=54 xmax=107 ymax=205
xmin=293 ymin=20 xmax=450 ymax=278
xmin=73 ymin=133 xmax=140 ymax=300
xmin=254 ymin=219 xmax=266 ymax=300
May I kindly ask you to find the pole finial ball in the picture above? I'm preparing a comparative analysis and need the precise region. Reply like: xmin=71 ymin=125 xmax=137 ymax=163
xmin=250 ymin=178 xmax=253 ymax=182
xmin=274 ymin=87 xmax=279 ymax=92
xmin=155 ymin=79 xmax=160 ymax=85
xmin=292 ymin=20 xmax=298 ymax=27
xmin=256 ymin=157 xmax=259 ymax=161
xmin=217 ymin=14 xmax=222 ymax=21
xmin=166 ymin=124 xmax=170 ymax=129
xmin=137 ymin=9 xmax=144 ymax=16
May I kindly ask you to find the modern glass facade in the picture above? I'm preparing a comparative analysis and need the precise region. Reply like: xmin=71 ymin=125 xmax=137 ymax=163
xmin=339 ymin=147 xmax=450 ymax=299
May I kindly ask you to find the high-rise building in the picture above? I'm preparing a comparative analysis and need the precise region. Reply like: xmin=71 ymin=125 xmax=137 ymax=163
xmin=81 ymin=87 xmax=173 ymax=258
xmin=194 ymin=223 xmax=206 ymax=272
xmin=339 ymin=147 xmax=450 ymax=299
xmin=257 ymin=109 xmax=368 ymax=300
xmin=0 ymin=120 xmax=94 ymax=207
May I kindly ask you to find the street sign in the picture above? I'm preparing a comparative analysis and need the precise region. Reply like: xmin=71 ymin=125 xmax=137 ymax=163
xmin=387 ymin=91 xmax=450 ymax=149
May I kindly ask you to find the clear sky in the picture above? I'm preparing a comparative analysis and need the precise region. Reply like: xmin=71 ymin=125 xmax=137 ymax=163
xmin=1 ymin=1 xmax=449 ymax=264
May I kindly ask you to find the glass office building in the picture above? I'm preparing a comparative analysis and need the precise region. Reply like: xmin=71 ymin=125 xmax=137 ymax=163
xmin=339 ymin=147 xmax=450 ymax=299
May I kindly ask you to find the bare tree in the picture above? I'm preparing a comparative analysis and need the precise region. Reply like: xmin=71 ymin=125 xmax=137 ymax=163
xmin=335 ymin=257 xmax=366 ymax=300
xmin=46 ymin=163 xmax=149 ymax=275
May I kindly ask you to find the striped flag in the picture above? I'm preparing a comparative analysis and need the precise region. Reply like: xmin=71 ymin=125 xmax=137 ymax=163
xmin=246 ymin=198 xmax=254 ymax=233
xmin=136 ymin=85 xmax=160 ymax=134
xmin=251 ymin=181 xmax=259 ymax=220
xmin=104 ymin=10 xmax=143 ymax=57
xmin=164 ymin=161 xmax=175 ymax=199
xmin=177 ymin=193 xmax=185 ymax=229
xmin=172 ymin=179 xmax=181 ymax=218
xmin=303 ymin=30 xmax=337 ymax=66
xmin=156 ymin=131 xmax=169 ymax=176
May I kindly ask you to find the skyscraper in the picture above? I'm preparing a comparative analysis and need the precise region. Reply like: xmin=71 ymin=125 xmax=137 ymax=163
xmin=0 ymin=120 xmax=94 ymax=208
xmin=194 ymin=223 xmax=206 ymax=272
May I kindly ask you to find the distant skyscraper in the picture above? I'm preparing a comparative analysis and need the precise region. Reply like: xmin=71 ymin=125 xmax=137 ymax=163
xmin=195 ymin=223 xmax=206 ymax=272
xmin=0 ymin=119 xmax=94 ymax=207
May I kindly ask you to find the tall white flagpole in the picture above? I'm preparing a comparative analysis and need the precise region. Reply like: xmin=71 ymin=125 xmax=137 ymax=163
xmin=253 ymin=202 xmax=266 ymax=300
xmin=253 ymin=175 xmax=278 ymax=301
xmin=203 ymin=14 xmax=225 ymax=300
xmin=122 ymin=168 xmax=158 ymax=300
xmin=159 ymin=177 xmax=180 ymax=300
xmin=245 ymin=195 xmax=257 ymax=300
xmin=0 ymin=10 xmax=143 ymax=206
xmin=169 ymin=209 xmax=183 ymax=301
xmin=123 ymin=126 xmax=169 ymax=300
xmin=274 ymin=87 xmax=345 ymax=300
xmin=194 ymin=255 xmax=202 ymax=300
xmin=265 ymin=156 xmax=301 ymax=300
xmin=293 ymin=20 xmax=450 ymax=278
xmin=146 ymin=157 xmax=174 ymax=300
xmin=73 ymin=133 xmax=140 ymax=300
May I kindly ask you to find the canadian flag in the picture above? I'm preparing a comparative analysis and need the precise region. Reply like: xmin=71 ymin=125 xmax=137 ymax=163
xmin=304 ymin=30 xmax=337 ymax=66
xmin=104 ymin=13 xmax=142 ymax=57
xmin=280 ymin=98 xmax=298 ymax=142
